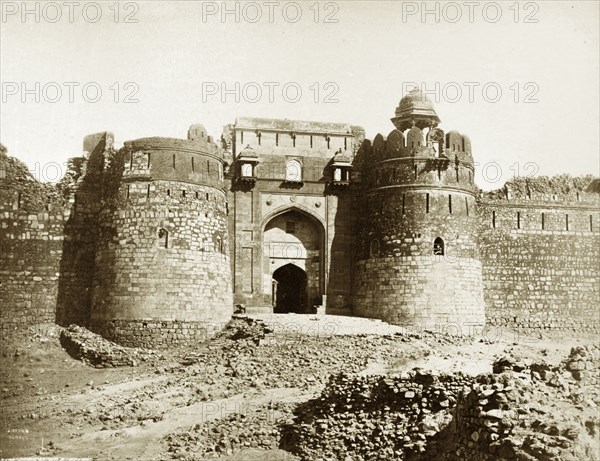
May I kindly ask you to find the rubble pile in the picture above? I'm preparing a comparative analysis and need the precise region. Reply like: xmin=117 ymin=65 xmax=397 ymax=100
xmin=215 ymin=315 xmax=274 ymax=343
xmin=180 ymin=317 xmax=422 ymax=394
xmin=421 ymin=346 xmax=600 ymax=461
xmin=280 ymin=371 xmax=474 ymax=460
xmin=165 ymin=402 xmax=294 ymax=459
xmin=59 ymin=325 xmax=161 ymax=367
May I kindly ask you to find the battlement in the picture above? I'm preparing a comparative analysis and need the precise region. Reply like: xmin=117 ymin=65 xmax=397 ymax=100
xmin=1 ymin=89 xmax=598 ymax=341
xmin=367 ymin=128 xmax=473 ymax=163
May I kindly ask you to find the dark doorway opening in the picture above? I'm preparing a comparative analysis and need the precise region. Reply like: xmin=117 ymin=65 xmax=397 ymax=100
xmin=272 ymin=264 xmax=308 ymax=314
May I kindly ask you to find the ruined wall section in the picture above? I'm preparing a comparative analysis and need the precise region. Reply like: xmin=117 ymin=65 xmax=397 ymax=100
xmin=91 ymin=129 xmax=233 ymax=348
xmin=479 ymin=176 xmax=600 ymax=332
xmin=0 ymin=147 xmax=67 ymax=334
xmin=55 ymin=133 xmax=111 ymax=326
xmin=0 ymin=137 xmax=109 ymax=335
xmin=353 ymin=129 xmax=485 ymax=332
xmin=0 ymin=193 xmax=66 ymax=334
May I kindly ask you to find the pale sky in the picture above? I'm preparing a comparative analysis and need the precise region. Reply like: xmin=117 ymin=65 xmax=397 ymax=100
xmin=1 ymin=0 xmax=599 ymax=189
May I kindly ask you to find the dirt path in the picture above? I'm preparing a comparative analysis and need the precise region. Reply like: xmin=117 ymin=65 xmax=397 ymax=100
xmin=1 ymin=318 xmax=596 ymax=460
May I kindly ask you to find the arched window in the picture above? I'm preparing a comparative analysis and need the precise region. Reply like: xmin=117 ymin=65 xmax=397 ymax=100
xmin=241 ymin=163 xmax=253 ymax=177
xmin=433 ymin=237 xmax=444 ymax=256
xmin=333 ymin=168 xmax=342 ymax=182
xmin=158 ymin=228 xmax=169 ymax=249
xmin=285 ymin=160 xmax=302 ymax=182
xmin=370 ymin=240 xmax=380 ymax=257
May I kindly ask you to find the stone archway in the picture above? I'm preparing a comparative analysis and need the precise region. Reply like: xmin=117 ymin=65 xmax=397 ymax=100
xmin=272 ymin=264 xmax=308 ymax=313
xmin=263 ymin=208 xmax=324 ymax=312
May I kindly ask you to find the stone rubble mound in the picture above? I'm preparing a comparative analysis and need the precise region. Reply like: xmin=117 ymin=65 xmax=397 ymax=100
xmin=59 ymin=324 xmax=161 ymax=367
xmin=280 ymin=371 xmax=473 ymax=461
xmin=172 ymin=345 xmax=598 ymax=461
xmin=418 ymin=345 xmax=600 ymax=461
xmin=166 ymin=401 xmax=294 ymax=459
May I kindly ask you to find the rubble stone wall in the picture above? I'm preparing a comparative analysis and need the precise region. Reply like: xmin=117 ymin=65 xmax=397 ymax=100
xmin=479 ymin=199 xmax=600 ymax=332
xmin=353 ymin=256 xmax=485 ymax=332
xmin=90 ymin=137 xmax=233 ymax=347
xmin=0 ymin=195 xmax=66 ymax=334
xmin=352 ymin=140 xmax=485 ymax=330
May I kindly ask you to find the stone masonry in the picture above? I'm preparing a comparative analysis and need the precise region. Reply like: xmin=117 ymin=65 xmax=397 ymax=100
xmin=0 ymin=90 xmax=598 ymax=347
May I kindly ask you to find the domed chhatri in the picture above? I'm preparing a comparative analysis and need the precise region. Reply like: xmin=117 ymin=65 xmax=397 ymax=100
xmin=391 ymin=88 xmax=441 ymax=132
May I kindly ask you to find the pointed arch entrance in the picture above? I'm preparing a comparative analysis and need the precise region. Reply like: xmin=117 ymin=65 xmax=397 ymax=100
xmin=272 ymin=264 xmax=308 ymax=313
xmin=263 ymin=207 xmax=324 ymax=313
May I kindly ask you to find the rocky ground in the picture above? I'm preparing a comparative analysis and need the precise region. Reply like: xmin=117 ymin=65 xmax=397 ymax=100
xmin=0 ymin=316 xmax=598 ymax=460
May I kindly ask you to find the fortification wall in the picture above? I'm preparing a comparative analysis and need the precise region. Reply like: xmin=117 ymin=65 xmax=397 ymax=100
xmin=479 ymin=177 xmax=600 ymax=333
xmin=0 ymin=195 xmax=66 ymax=334
xmin=90 ymin=135 xmax=233 ymax=348
xmin=0 ymin=146 xmax=71 ymax=335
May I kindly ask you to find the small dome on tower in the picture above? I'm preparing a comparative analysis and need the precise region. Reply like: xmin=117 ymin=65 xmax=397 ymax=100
xmin=391 ymin=88 xmax=441 ymax=132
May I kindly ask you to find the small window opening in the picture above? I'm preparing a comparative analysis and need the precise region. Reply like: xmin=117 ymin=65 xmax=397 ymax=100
xmin=448 ymin=194 xmax=452 ymax=214
xmin=310 ymin=135 xmax=313 ymax=148
xmin=334 ymin=168 xmax=342 ymax=182
xmin=182 ymin=190 xmax=186 ymax=197
xmin=565 ymin=214 xmax=569 ymax=231
xmin=158 ymin=228 xmax=169 ymax=249
xmin=147 ymin=184 xmax=150 ymax=197
xmin=257 ymin=132 xmax=261 ymax=145
xmin=326 ymin=136 xmax=331 ymax=149
xmin=344 ymin=137 xmax=347 ymax=150
xmin=426 ymin=193 xmax=430 ymax=213
xmin=195 ymin=191 xmax=199 ymax=199
xmin=465 ymin=197 xmax=469 ymax=216
xmin=275 ymin=133 xmax=279 ymax=146
xmin=370 ymin=240 xmax=380 ymax=257
xmin=206 ymin=192 xmax=209 ymax=200
xmin=492 ymin=210 xmax=496 ymax=228
xmin=167 ymin=189 xmax=171 ymax=197
xmin=402 ymin=194 xmax=406 ymax=215
xmin=126 ymin=185 xmax=130 ymax=199
xmin=286 ymin=221 xmax=296 ymax=234
xmin=517 ymin=211 xmax=521 ymax=229
xmin=541 ymin=213 xmax=545 ymax=230
xmin=147 ymin=153 xmax=151 ymax=168
xmin=192 ymin=157 xmax=195 ymax=172
xmin=433 ymin=237 xmax=445 ymax=256
xmin=172 ymin=154 xmax=176 ymax=169
xmin=292 ymin=134 xmax=296 ymax=148
xmin=414 ymin=165 xmax=418 ymax=179
xmin=590 ymin=215 xmax=594 ymax=231
xmin=241 ymin=131 xmax=244 ymax=144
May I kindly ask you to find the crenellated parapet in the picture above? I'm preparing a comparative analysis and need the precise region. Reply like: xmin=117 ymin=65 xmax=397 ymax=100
xmin=353 ymin=89 xmax=485 ymax=332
